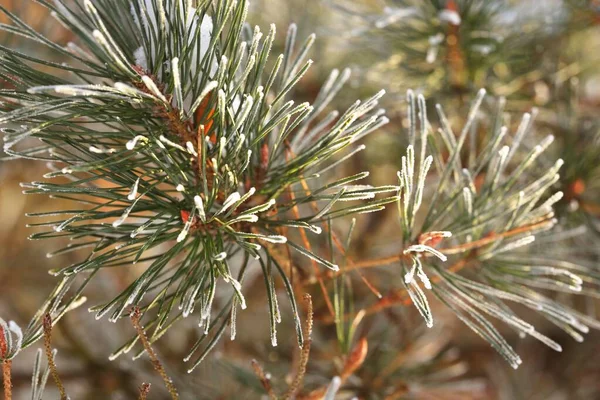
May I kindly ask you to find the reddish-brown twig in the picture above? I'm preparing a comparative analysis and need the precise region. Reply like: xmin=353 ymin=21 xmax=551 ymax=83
xmin=138 ymin=382 xmax=151 ymax=400
xmin=285 ymin=149 xmax=335 ymax=317
xmin=250 ymin=360 xmax=277 ymax=399
xmin=1 ymin=324 xmax=11 ymax=400
xmin=42 ymin=314 xmax=67 ymax=400
xmin=130 ymin=307 xmax=178 ymax=400
xmin=284 ymin=294 xmax=314 ymax=399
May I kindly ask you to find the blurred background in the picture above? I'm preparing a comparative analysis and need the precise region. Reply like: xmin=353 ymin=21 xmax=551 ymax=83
xmin=1 ymin=0 xmax=600 ymax=398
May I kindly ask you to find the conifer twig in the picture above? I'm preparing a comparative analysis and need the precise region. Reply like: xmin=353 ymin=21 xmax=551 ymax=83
xmin=284 ymin=294 xmax=313 ymax=399
xmin=130 ymin=307 xmax=178 ymax=400
xmin=0 ymin=325 xmax=11 ymax=400
xmin=1 ymin=359 xmax=9 ymax=400
xmin=301 ymin=337 xmax=368 ymax=400
xmin=42 ymin=314 xmax=67 ymax=400
xmin=285 ymin=149 xmax=335 ymax=317
xmin=250 ymin=360 xmax=276 ymax=399
xmin=138 ymin=383 xmax=151 ymax=400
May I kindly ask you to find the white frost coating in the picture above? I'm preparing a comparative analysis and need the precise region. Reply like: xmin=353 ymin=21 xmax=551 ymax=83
xmin=133 ymin=46 xmax=148 ymax=70
xmin=126 ymin=135 xmax=148 ymax=150
xmin=404 ymin=256 xmax=432 ymax=289
xmin=231 ymin=214 xmax=259 ymax=223
xmin=132 ymin=0 xmax=215 ymax=112
xmin=218 ymin=192 xmax=241 ymax=215
xmin=113 ymin=206 xmax=133 ymax=227
xmin=247 ymin=243 xmax=262 ymax=251
xmin=404 ymin=244 xmax=447 ymax=261
xmin=375 ymin=6 xmax=417 ymax=28
xmin=230 ymin=278 xmax=247 ymax=309
xmin=141 ymin=76 xmax=168 ymax=103
xmin=127 ymin=177 xmax=140 ymax=200
xmin=496 ymin=235 xmax=536 ymax=254
xmin=176 ymin=184 xmax=185 ymax=192
xmin=89 ymin=145 xmax=116 ymax=154
xmin=177 ymin=211 xmax=194 ymax=242
xmin=8 ymin=320 xmax=23 ymax=351
xmin=309 ymin=225 xmax=322 ymax=234
xmin=193 ymin=195 xmax=206 ymax=222
xmin=186 ymin=141 xmax=198 ymax=156
xmin=259 ymin=235 xmax=287 ymax=244
xmin=159 ymin=135 xmax=186 ymax=152
xmin=439 ymin=9 xmax=461 ymax=25
xmin=426 ymin=33 xmax=445 ymax=63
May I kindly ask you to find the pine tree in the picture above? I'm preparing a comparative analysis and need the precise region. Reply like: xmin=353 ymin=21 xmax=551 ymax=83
xmin=0 ymin=0 xmax=599 ymax=399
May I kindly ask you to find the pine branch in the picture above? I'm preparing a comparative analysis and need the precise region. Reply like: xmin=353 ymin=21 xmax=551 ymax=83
xmin=0 ymin=0 xmax=394 ymax=368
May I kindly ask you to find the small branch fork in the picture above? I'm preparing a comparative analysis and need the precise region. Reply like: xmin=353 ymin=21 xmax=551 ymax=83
xmin=333 ymin=218 xmax=553 ymax=275
xmin=252 ymin=294 xmax=314 ymax=399
xmin=300 ymin=337 xmax=369 ymax=400
xmin=130 ymin=307 xmax=179 ymax=400
xmin=138 ymin=382 xmax=151 ymax=400
xmin=316 ymin=217 xmax=554 ymax=324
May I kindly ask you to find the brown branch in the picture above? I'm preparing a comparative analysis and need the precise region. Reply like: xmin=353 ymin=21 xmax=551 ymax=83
xmin=289 ymin=147 xmax=382 ymax=298
xmin=301 ymin=337 xmax=369 ymax=400
xmin=1 ymin=359 xmax=10 ymax=400
xmin=250 ymin=360 xmax=277 ymax=400
xmin=285 ymin=149 xmax=335 ymax=317
xmin=283 ymin=294 xmax=314 ymax=399
xmin=130 ymin=307 xmax=179 ymax=400
xmin=437 ymin=218 xmax=555 ymax=255
xmin=42 ymin=314 xmax=67 ymax=400
xmin=1 ymin=324 xmax=11 ymax=400
xmin=318 ymin=257 xmax=472 ymax=324
xmin=321 ymin=218 xmax=554 ymax=282
xmin=138 ymin=383 xmax=151 ymax=400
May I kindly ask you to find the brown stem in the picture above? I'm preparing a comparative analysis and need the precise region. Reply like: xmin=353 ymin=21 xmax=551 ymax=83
xmin=321 ymin=218 xmax=554 ymax=282
xmin=42 ymin=314 xmax=67 ymax=400
xmin=283 ymin=294 xmax=314 ymax=399
xmin=339 ymin=254 xmax=408 ymax=272
xmin=318 ymin=257 xmax=472 ymax=324
xmin=250 ymin=360 xmax=276 ymax=400
xmin=130 ymin=307 xmax=179 ymax=400
xmin=285 ymin=149 xmax=335 ymax=317
xmin=1 ymin=323 xmax=11 ymax=400
xmin=138 ymin=383 xmax=151 ymax=400
xmin=2 ymin=360 xmax=11 ymax=400
xmin=437 ymin=218 xmax=555 ymax=255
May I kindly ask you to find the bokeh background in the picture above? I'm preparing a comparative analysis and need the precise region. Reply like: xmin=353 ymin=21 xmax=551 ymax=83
xmin=1 ymin=0 xmax=600 ymax=399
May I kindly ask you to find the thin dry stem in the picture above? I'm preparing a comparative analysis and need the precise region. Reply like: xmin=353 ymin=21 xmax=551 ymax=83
xmin=319 ymin=257 xmax=471 ymax=324
xmin=138 ymin=383 xmax=151 ymax=400
xmin=285 ymin=149 xmax=335 ymax=317
xmin=250 ymin=360 xmax=277 ymax=400
xmin=0 ymin=324 xmax=11 ymax=400
xmin=42 ymin=314 xmax=67 ymax=400
xmin=301 ymin=336 xmax=369 ymax=399
xmin=130 ymin=307 xmax=179 ymax=400
xmin=1 ymin=360 xmax=10 ymax=400
xmin=292 ymin=149 xmax=382 ymax=298
xmin=437 ymin=218 xmax=555 ymax=255
xmin=283 ymin=294 xmax=314 ymax=399
xmin=325 ymin=218 xmax=553 ymax=280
